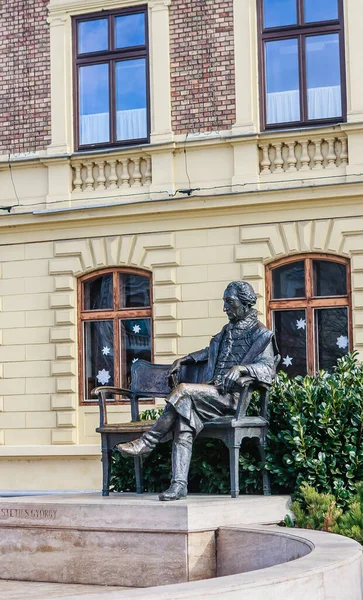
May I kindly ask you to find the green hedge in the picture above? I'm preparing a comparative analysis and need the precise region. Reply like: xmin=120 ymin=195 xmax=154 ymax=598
xmin=110 ymin=352 xmax=363 ymax=504
xmin=286 ymin=482 xmax=363 ymax=544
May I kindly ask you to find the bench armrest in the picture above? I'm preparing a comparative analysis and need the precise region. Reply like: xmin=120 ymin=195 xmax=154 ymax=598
xmin=91 ymin=386 xmax=136 ymax=427
xmin=234 ymin=378 xmax=271 ymax=420
xmin=91 ymin=386 xmax=132 ymax=397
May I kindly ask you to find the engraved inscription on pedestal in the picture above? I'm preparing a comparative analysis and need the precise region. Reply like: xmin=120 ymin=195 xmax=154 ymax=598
xmin=0 ymin=508 xmax=57 ymax=520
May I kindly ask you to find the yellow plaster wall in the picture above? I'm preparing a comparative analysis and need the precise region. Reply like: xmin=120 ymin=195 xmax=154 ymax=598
xmin=0 ymin=164 xmax=48 ymax=210
xmin=0 ymin=457 xmax=102 ymax=491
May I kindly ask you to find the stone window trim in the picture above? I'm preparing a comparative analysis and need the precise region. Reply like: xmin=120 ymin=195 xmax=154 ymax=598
xmin=78 ymin=266 xmax=154 ymax=404
xmin=48 ymin=232 xmax=180 ymax=426
xmin=265 ymin=253 xmax=352 ymax=375
xmin=257 ymin=0 xmax=347 ymax=131
xmin=47 ymin=0 xmax=172 ymax=156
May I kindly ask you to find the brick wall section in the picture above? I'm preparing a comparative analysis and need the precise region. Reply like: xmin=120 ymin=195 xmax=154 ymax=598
xmin=0 ymin=0 xmax=51 ymax=154
xmin=169 ymin=0 xmax=236 ymax=134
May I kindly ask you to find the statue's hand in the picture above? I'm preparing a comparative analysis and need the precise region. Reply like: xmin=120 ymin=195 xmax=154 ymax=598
xmin=222 ymin=366 xmax=248 ymax=392
xmin=170 ymin=358 xmax=183 ymax=375
xmin=169 ymin=358 xmax=184 ymax=387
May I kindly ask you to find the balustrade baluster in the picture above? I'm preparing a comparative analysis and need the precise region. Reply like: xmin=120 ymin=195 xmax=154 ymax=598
xmin=339 ymin=137 xmax=348 ymax=166
xmin=144 ymin=156 xmax=152 ymax=185
xmin=300 ymin=140 xmax=310 ymax=171
xmin=273 ymin=143 xmax=284 ymax=173
xmin=326 ymin=137 xmax=337 ymax=169
xmin=259 ymin=143 xmax=271 ymax=174
xmin=132 ymin=157 xmax=142 ymax=187
xmin=107 ymin=160 xmax=118 ymax=189
xmin=73 ymin=162 xmax=82 ymax=191
xmin=286 ymin=142 xmax=297 ymax=171
xmin=96 ymin=161 xmax=106 ymax=189
xmin=120 ymin=159 xmax=130 ymax=187
xmin=313 ymin=139 xmax=324 ymax=170
xmin=85 ymin=162 xmax=95 ymax=191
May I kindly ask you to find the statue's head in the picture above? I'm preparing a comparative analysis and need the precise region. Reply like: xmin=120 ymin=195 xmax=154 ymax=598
xmin=223 ymin=281 xmax=257 ymax=323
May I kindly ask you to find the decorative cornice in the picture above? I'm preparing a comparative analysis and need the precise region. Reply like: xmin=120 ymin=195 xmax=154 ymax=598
xmin=47 ymin=14 xmax=70 ymax=25
xmin=149 ymin=0 xmax=171 ymax=9
xmin=48 ymin=0 xmax=166 ymax=17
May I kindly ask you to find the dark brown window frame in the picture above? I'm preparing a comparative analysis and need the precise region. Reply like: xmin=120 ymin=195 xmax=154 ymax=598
xmin=266 ymin=253 xmax=352 ymax=375
xmin=257 ymin=0 xmax=347 ymax=131
xmin=73 ymin=6 xmax=150 ymax=152
xmin=78 ymin=267 xmax=154 ymax=405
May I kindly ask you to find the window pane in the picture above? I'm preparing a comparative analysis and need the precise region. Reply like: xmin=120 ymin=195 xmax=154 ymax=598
xmin=272 ymin=261 xmax=305 ymax=299
xmin=315 ymin=308 xmax=348 ymax=371
xmin=84 ymin=274 xmax=113 ymax=310
xmin=263 ymin=0 xmax=297 ymax=28
xmin=115 ymin=59 xmax=147 ymax=141
xmin=306 ymin=34 xmax=342 ymax=120
xmin=265 ymin=39 xmax=300 ymax=124
xmin=121 ymin=319 xmax=152 ymax=387
xmin=273 ymin=310 xmax=307 ymax=377
xmin=305 ymin=0 xmax=338 ymax=23
xmin=78 ymin=19 xmax=108 ymax=54
xmin=313 ymin=261 xmax=347 ymax=297
xmin=79 ymin=64 xmax=110 ymax=145
xmin=84 ymin=320 xmax=114 ymax=400
xmin=120 ymin=274 xmax=150 ymax=308
xmin=115 ymin=13 xmax=145 ymax=48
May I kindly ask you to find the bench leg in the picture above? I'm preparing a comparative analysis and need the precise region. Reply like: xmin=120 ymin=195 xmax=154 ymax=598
xmin=101 ymin=448 xmax=111 ymax=497
xmin=257 ymin=443 xmax=271 ymax=496
xmin=228 ymin=445 xmax=240 ymax=498
xmin=134 ymin=456 xmax=144 ymax=494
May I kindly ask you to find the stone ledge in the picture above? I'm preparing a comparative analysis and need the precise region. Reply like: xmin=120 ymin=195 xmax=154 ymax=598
xmin=0 ymin=493 xmax=291 ymax=533
xmin=0 ymin=445 xmax=100 ymax=457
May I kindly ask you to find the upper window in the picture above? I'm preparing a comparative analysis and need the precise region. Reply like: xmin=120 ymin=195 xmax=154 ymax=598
xmin=258 ymin=0 xmax=346 ymax=129
xmin=79 ymin=268 xmax=153 ymax=403
xmin=266 ymin=255 xmax=351 ymax=376
xmin=74 ymin=7 xmax=149 ymax=150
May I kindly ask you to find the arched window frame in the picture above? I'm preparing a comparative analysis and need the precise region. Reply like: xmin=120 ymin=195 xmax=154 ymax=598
xmin=266 ymin=253 xmax=352 ymax=375
xmin=78 ymin=267 xmax=153 ymax=404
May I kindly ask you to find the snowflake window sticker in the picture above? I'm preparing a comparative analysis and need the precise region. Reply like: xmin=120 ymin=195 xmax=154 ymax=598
xmin=296 ymin=318 xmax=306 ymax=330
xmin=282 ymin=355 xmax=293 ymax=367
xmin=96 ymin=369 xmax=111 ymax=385
xmin=102 ymin=346 xmax=111 ymax=356
xmin=132 ymin=324 xmax=141 ymax=334
xmin=336 ymin=335 xmax=348 ymax=350
xmin=132 ymin=358 xmax=139 ymax=363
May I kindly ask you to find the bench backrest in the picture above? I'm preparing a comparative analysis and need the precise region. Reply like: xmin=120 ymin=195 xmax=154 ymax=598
xmin=130 ymin=359 xmax=209 ymax=396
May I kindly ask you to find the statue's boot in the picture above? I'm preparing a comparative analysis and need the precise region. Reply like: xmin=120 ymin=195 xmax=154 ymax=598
xmin=159 ymin=429 xmax=192 ymax=501
xmin=117 ymin=404 xmax=176 ymax=457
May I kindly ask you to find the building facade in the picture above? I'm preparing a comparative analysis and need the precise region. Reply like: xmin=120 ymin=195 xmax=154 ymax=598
xmin=0 ymin=0 xmax=362 ymax=490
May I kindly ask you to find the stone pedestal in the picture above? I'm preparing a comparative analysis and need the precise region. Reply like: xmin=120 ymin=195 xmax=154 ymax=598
xmin=0 ymin=493 xmax=290 ymax=587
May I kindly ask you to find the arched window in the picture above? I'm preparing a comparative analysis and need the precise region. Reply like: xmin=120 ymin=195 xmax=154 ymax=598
xmin=78 ymin=268 xmax=152 ymax=403
xmin=266 ymin=255 xmax=351 ymax=376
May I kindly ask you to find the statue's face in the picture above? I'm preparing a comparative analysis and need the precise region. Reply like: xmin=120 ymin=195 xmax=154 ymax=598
xmin=223 ymin=288 xmax=251 ymax=323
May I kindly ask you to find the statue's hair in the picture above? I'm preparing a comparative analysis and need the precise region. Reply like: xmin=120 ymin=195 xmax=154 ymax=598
xmin=225 ymin=281 xmax=257 ymax=306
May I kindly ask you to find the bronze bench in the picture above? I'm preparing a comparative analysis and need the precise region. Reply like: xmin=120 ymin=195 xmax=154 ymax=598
xmin=93 ymin=359 xmax=273 ymax=498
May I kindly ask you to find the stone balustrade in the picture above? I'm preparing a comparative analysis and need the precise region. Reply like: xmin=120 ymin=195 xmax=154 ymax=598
xmin=71 ymin=152 xmax=152 ymax=193
xmin=258 ymin=134 xmax=348 ymax=175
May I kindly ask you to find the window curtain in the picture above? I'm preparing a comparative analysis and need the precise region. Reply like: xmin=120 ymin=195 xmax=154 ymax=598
xmin=266 ymin=85 xmax=341 ymax=124
xmin=80 ymin=108 xmax=147 ymax=145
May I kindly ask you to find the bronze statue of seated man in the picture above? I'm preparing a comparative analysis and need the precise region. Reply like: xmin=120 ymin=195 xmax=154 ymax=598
xmin=118 ymin=280 xmax=277 ymax=501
